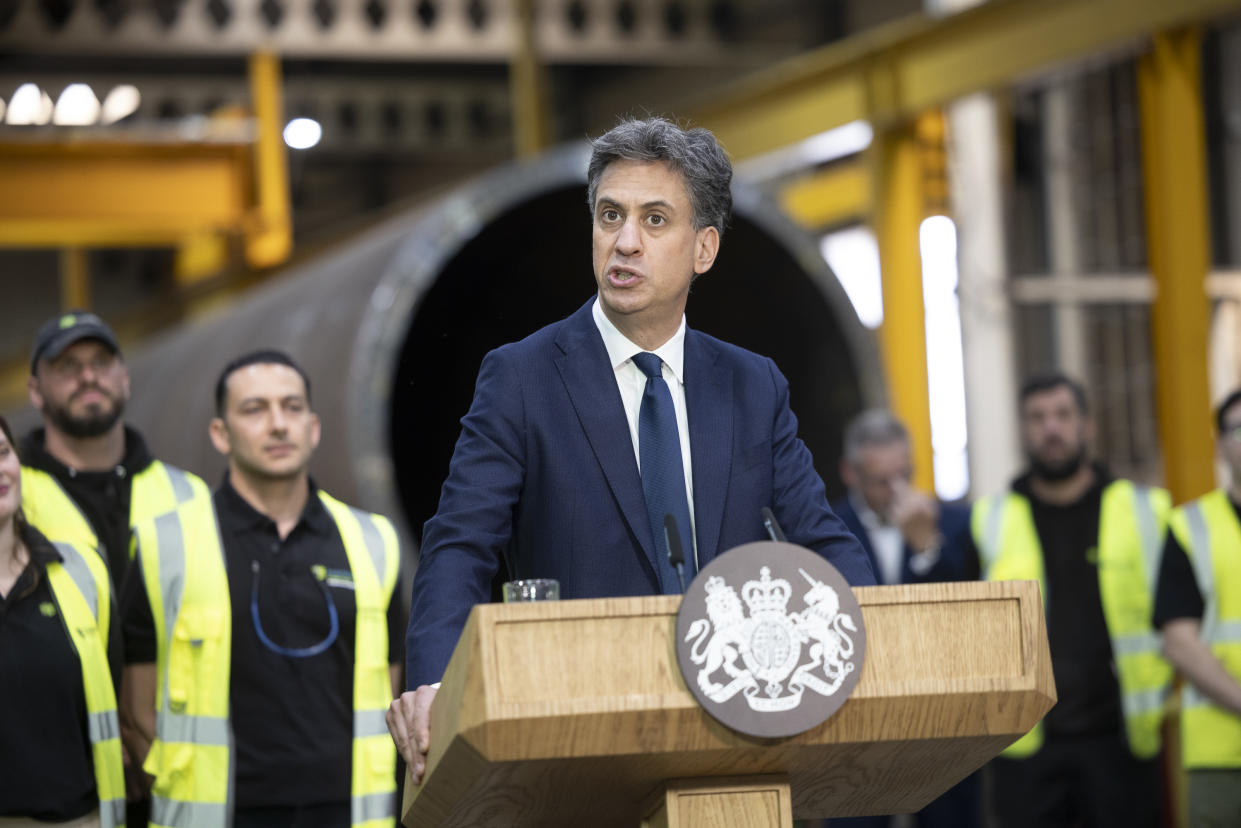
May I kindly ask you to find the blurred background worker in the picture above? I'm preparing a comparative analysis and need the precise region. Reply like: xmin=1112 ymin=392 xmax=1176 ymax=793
xmin=0 ymin=414 xmax=125 ymax=828
xmin=969 ymin=374 xmax=1171 ymax=828
xmin=1156 ymin=388 xmax=1241 ymax=826
xmin=827 ymin=408 xmax=978 ymax=828
xmin=21 ymin=310 xmax=208 ymax=578
xmin=834 ymin=409 xmax=973 ymax=588
xmin=120 ymin=351 xmax=404 ymax=828
xmin=20 ymin=310 xmax=208 ymax=825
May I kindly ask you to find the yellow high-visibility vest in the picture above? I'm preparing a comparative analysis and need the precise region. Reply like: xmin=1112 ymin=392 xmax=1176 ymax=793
xmin=21 ymin=460 xmax=208 ymax=561
xmin=134 ymin=490 xmax=400 ymax=828
xmin=972 ymin=479 xmax=1172 ymax=758
xmin=1168 ymin=489 xmax=1241 ymax=769
xmin=45 ymin=537 xmax=127 ymax=828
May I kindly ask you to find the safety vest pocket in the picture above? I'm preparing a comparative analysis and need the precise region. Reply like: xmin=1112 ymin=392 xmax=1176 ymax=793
xmin=169 ymin=606 xmax=227 ymax=713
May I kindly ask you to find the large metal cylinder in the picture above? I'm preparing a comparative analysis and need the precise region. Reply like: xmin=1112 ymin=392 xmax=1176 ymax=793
xmin=123 ymin=144 xmax=884 ymax=551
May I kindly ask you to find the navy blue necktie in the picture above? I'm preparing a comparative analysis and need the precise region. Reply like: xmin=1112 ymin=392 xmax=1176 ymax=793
xmin=633 ymin=351 xmax=695 ymax=594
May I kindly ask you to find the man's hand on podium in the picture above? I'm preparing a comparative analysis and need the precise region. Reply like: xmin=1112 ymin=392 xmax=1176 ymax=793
xmin=387 ymin=684 xmax=439 ymax=785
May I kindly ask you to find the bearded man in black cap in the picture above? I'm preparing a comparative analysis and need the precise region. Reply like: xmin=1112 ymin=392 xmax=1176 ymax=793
xmin=21 ymin=310 xmax=208 ymax=582
xmin=966 ymin=374 xmax=1173 ymax=828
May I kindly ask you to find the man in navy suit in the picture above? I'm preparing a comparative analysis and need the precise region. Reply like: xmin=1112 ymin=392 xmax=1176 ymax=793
xmin=833 ymin=410 xmax=972 ymax=588
xmin=828 ymin=409 xmax=977 ymax=828
xmin=387 ymin=116 xmax=874 ymax=783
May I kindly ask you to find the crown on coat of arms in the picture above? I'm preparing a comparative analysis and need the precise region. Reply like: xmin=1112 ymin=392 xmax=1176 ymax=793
xmin=741 ymin=567 xmax=792 ymax=615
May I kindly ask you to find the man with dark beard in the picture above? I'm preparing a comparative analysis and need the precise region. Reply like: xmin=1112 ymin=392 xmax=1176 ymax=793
xmin=21 ymin=310 xmax=208 ymax=583
xmin=966 ymin=374 xmax=1173 ymax=827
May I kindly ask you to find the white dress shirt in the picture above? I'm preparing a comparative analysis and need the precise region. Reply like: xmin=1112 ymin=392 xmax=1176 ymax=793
xmin=850 ymin=491 xmax=904 ymax=586
xmin=592 ymin=297 xmax=698 ymax=564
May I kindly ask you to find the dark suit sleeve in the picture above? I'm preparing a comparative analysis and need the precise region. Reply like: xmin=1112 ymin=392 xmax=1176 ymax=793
xmin=959 ymin=523 xmax=982 ymax=581
xmin=926 ymin=501 xmax=974 ymax=582
xmin=765 ymin=360 xmax=876 ymax=586
xmin=406 ymin=348 xmax=527 ymax=688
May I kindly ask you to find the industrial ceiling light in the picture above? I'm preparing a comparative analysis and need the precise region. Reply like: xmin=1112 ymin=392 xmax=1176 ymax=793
xmin=53 ymin=82 xmax=101 ymax=125
xmin=100 ymin=83 xmax=140 ymax=124
xmin=5 ymin=83 xmax=53 ymax=125
xmin=283 ymin=116 xmax=322 ymax=149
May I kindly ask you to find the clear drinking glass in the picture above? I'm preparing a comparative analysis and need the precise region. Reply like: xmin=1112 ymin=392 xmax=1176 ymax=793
xmin=502 ymin=578 xmax=560 ymax=602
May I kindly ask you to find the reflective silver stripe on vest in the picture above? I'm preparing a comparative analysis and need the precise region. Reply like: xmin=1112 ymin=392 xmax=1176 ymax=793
xmin=152 ymin=510 xmax=188 ymax=727
xmin=1206 ymin=618 xmax=1241 ymax=644
xmin=163 ymin=464 xmax=197 ymax=504
xmin=1183 ymin=502 xmax=1217 ymax=639
xmin=350 ymin=506 xmax=389 ymax=586
xmin=158 ymin=712 xmax=231 ymax=746
xmin=1131 ymin=485 xmax=1161 ymax=594
xmin=351 ymin=790 xmax=396 ymax=825
xmin=54 ymin=541 xmax=99 ymax=620
xmin=981 ymin=497 xmax=1005 ymax=575
xmin=1112 ymin=632 xmax=1163 ymax=658
xmin=101 ymin=796 xmax=124 ymax=828
xmin=1176 ymin=618 xmax=1241 ymax=710
xmin=1123 ymin=685 xmax=1167 ymax=717
xmin=150 ymin=795 xmax=229 ymax=827
xmin=354 ymin=709 xmax=390 ymax=740
xmin=1184 ymin=685 xmax=1213 ymax=709
xmin=89 ymin=710 xmax=120 ymax=744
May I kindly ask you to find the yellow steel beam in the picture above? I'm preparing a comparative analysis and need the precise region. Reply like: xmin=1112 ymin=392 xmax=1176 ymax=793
xmin=0 ymin=142 xmax=251 ymax=245
xmin=60 ymin=248 xmax=90 ymax=310
xmin=510 ymin=0 xmax=553 ymax=158
xmin=246 ymin=52 xmax=293 ymax=268
xmin=779 ymin=162 xmax=871 ymax=230
xmin=175 ymin=232 xmax=232 ymax=285
xmin=1138 ymin=29 xmax=1215 ymax=505
xmin=873 ymin=125 xmax=934 ymax=494
xmin=694 ymin=0 xmax=1241 ymax=160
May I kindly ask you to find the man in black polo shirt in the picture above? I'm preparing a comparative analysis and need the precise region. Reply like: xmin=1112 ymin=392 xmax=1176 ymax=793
xmin=21 ymin=310 xmax=209 ymax=825
xmin=1155 ymin=389 xmax=1241 ymax=825
xmin=966 ymin=374 xmax=1171 ymax=828
xmin=120 ymin=350 xmax=405 ymax=828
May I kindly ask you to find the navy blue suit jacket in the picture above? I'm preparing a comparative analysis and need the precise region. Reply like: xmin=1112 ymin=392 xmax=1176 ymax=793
xmin=830 ymin=494 xmax=973 ymax=586
xmin=407 ymin=299 xmax=875 ymax=686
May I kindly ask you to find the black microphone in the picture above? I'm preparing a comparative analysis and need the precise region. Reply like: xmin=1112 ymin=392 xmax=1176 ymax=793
xmin=663 ymin=513 xmax=688 ymax=593
xmin=761 ymin=507 xmax=787 ymax=543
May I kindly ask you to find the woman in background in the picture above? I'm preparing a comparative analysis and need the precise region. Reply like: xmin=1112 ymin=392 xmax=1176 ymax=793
xmin=0 ymin=414 xmax=124 ymax=828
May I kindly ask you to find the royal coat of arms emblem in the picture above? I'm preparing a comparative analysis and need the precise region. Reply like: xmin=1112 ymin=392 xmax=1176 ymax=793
xmin=675 ymin=541 xmax=866 ymax=738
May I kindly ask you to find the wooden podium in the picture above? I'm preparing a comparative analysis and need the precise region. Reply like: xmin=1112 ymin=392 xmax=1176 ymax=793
xmin=402 ymin=580 xmax=1055 ymax=827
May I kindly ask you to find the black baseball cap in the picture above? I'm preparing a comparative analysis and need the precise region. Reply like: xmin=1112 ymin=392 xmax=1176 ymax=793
xmin=30 ymin=310 xmax=122 ymax=375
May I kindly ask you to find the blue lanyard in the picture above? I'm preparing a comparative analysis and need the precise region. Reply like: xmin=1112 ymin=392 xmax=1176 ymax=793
xmin=249 ymin=560 xmax=340 ymax=658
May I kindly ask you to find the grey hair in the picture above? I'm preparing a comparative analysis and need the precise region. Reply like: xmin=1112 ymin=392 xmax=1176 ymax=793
xmin=586 ymin=116 xmax=733 ymax=239
xmin=842 ymin=409 xmax=910 ymax=463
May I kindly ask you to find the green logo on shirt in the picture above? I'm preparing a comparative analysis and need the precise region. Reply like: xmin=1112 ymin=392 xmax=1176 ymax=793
xmin=39 ymin=601 xmax=56 ymax=617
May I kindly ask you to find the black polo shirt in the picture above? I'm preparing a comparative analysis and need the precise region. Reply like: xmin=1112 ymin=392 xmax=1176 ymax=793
xmin=964 ymin=467 xmax=1123 ymax=740
xmin=1150 ymin=498 xmax=1240 ymax=627
xmin=0 ymin=523 xmax=121 ymax=821
xmin=121 ymin=477 xmax=404 ymax=810
xmin=21 ymin=425 xmax=156 ymax=581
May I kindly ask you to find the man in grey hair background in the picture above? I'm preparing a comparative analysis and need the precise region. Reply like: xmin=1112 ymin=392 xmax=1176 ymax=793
xmin=828 ymin=408 xmax=979 ymax=828
xmin=387 ymin=115 xmax=874 ymax=785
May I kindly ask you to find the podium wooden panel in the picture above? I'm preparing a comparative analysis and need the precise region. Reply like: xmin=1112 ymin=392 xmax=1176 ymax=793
xmin=402 ymin=580 xmax=1055 ymax=827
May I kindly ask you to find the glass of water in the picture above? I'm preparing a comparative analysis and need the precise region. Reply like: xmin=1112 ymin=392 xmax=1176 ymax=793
xmin=502 ymin=578 xmax=560 ymax=602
